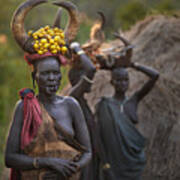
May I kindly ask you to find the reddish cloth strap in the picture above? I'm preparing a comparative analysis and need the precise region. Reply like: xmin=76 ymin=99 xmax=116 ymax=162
xmin=24 ymin=52 xmax=67 ymax=65
xmin=19 ymin=88 xmax=42 ymax=149
xmin=10 ymin=88 xmax=42 ymax=180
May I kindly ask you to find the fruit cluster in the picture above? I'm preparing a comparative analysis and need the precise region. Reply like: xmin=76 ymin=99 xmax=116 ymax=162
xmin=28 ymin=26 xmax=68 ymax=55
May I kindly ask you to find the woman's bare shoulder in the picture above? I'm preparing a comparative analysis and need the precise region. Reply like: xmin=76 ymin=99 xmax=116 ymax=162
xmin=56 ymin=95 xmax=80 ymax=107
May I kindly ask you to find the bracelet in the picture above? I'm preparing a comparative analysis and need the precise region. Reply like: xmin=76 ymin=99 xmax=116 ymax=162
xmin=82 ymin=75 xmax=94 ymax=84
xmin=102 ymin=163 xmax=111 ymax=169
xmin=70 ymin=42 xmax=80 ymax=49
xmin=77 ymin=50 xmax=85 ymax=55
xmin=33 ymin=158 xmax=39 ymax=169
xmin=133 ymin=62 xmax=139 ymax=66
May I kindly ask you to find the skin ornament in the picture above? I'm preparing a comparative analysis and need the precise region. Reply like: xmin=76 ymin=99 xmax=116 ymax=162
xmin=5 ymin=0 xmax=91 ymax=180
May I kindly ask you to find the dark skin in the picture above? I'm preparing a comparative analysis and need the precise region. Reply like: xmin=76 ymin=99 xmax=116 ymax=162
xmin=68 ymin=43 xmax=96 ymax=97
xmin=68 ymin=43 xmax=99 ymax=180
xmin=111 ymin=62 xmax=159 ymax=125
xmin=5 ymin=57 xmax=92 ymax=178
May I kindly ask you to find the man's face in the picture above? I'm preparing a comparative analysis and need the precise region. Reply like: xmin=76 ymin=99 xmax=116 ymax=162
xmin=111 ymin=68 xmax=129 ymax=93
xmin=35 ymin=57 xmax=61 ymax=96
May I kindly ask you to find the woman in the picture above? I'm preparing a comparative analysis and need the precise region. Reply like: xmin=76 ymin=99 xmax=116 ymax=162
xmin=95 ymin=35 xmax=159 ymax=180
xmin=68 ymin=42 xmax=97 ymax=180
xmin=68 ymin=13 xmax=105 ymax=180
xmin=5 ymin=0 xmax=91 ymax=179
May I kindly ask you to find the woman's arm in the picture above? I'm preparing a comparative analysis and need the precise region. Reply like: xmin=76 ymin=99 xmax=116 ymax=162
xmin=69 ymin=42 xmax=96 ymax=98
xmin=68 ymin=97 xmax=92 ymax=168
xmin=131 ymin=62 xmax=159 ymax=102
xmin=5 ymin=100 xmax=36 ymax=170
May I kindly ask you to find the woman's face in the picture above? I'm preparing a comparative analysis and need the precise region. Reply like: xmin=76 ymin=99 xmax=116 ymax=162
xmin=35 ymin=57 xmax=61 ymax=96
xmin=111 ymin=68 xmax=129 ymax=94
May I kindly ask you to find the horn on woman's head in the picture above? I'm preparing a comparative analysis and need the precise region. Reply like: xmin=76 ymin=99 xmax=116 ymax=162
xmin=53 ymin=8 xmax=62 ymax=28
xmin=11 ymin=0 xmax=48 ymax=53
xmin=53 ymin=1 xmax=79 ymax=44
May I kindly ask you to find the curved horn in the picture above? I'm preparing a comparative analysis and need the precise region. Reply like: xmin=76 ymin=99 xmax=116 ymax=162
xmin=90 ymin=11 xmax=106 ymax=41
xmin=97 ymin=11 xmax=105 ymax=30
xmin=53 ymin=8 xmax=62 ymax=28
xmin=53 ymin=1 xmax=79 ymax=43
xmin=113 ymin=32 xmax=130 ymax=46
xmin=11 ymin=0 xmax=47 ymax=52
xmin=113 ymin=32 xmax=133 ymax=59
xmin=82 ymin=11 xmax=106 ymax=51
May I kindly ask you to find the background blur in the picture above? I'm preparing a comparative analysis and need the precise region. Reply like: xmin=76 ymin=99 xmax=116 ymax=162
xmin=0 ymin=0 xmax=180 ymax=175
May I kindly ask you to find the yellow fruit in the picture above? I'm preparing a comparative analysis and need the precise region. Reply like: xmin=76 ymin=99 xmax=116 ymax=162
xmin=60 ymin=33 xmax=65 ymax=38
xmin=49 ymin=39 xmax=54 ymax=44
xmin=50 ymin=45 xmax=56 ymax=50
xmin=55 ymin=32 xmax=61 ymax=36
xmin=44 ymin=43 xmax=50 ymax=48
xmin=54 ymin=36 xmax=61 ymax=42
xmin=45 ymin=34 xmax=51 ymax=40
xmin=61 ymin=46 xmax=67 ymax=53
xmin=43 ymin=49 xmax=48 ymax=53
xmin=57 ymin=46 xmax=61 ymax=51
xmin=44 ymin=25 xmax=50 ymax=30
xmin=38 ymin=50 xmax=43 ymax=55
xmin=52 ymin=49 xmax=57 ymax=54
xmin=60 ymin=40 xmax=65 ymax=45
xmin=41 ymin=38 xmax=47 ymax=44
xmin=54 ymin=27 xmax=59 ymax=32
xmin=58 ymin=29 xmax=63 ymax=33
xmin=48 ymin=29 xmax=54 ymax=36
xmin=28 ymin=30 xmax=33 ymax=36
xmin=39 ymin=43 xmax=43 ymax=47
xmin=41 ymin=31 xmax=46 ymax=35
xmin=33 ymin=43 xmax=39 ymax=49
xmin=33 ymin=32 xmax=37 ymax=36
xmin=54 ymin=42 xmax=58 ymax=46
xmin=50 ymin=32 xmax=55 ymax=36
xmin=38 ymin=33 xmax=44 ymax=38
xmin=33 ymin=35 xmax=38 ymax=40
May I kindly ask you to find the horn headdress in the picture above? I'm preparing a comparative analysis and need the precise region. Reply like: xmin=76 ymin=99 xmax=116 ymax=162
xmin=11 ymin=0 xmax=79 ymax=56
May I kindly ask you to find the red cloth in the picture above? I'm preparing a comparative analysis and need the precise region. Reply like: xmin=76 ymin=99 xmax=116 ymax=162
xmin=24 ymin=52 xmax=67 ymax=65
xmin=20 ymin=88 xmax=42 ymax=149
xmin=10 ymin=169 xmax=18 ymax=180
xmin=10 ymin=88 xmax=42 ymax=180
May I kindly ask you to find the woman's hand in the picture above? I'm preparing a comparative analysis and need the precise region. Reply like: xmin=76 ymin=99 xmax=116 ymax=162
xmin=41 ymin=157 xmax=79 ymax=178
xmin=51 ymin=158 xmax=78 ymax=178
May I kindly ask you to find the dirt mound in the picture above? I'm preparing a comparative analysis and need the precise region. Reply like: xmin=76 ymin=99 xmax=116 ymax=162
xmin=85 ymin=15 xmax=180 ymax=179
